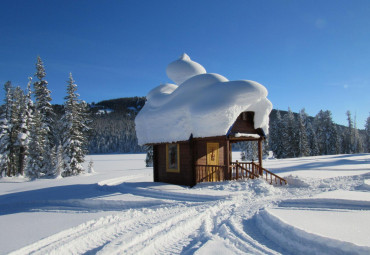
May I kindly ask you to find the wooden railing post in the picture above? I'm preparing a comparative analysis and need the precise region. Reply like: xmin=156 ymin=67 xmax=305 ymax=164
xmin=258 ymin=138 xmax=263 ymax=175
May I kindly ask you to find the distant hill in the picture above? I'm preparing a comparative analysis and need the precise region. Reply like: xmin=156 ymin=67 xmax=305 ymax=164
xmin=91 ymin=97 xmax=146 ymax=113
xmin=50 ymin=96 xmax=365 ymax=154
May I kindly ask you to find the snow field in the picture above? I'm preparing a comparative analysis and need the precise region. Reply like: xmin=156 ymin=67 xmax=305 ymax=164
xmin=1 ymin=153 xmax=370 ymax=254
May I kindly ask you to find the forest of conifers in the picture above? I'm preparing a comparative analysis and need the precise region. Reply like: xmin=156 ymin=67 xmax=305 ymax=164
xmin=88 ymin=97 xmax=369 ymax=159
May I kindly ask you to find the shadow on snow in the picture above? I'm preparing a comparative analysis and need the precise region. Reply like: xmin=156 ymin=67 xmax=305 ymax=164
xmin=0 ymin=182 xmax=222 ymax=216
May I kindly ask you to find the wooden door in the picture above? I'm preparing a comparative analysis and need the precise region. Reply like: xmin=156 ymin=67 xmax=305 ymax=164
xmin=207 ymin=142 xmax=219 ymax=181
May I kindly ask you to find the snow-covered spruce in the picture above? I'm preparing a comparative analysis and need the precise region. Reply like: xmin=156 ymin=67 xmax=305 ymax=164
xmin=60 ymin=73 xmax=90 ymax=177
xmin=33 ymin=56 xmax=55 ymax=176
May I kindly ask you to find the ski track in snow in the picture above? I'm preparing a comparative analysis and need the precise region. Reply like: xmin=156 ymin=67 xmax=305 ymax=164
xmin=7 ymin=161 xmax=370 ymax=254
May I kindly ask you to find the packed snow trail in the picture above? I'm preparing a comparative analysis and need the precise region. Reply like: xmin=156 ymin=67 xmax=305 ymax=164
xmin=9 ymin=172 xmax=370 ymax=255
xmin=4 ymin=154 xmax=370 ymax=255
xmin=10 ymin=188 xmax=280 ymax=255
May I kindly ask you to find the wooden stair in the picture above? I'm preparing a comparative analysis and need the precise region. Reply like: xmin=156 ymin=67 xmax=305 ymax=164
xmin=231 ymin=161 xmax=287 ymax=185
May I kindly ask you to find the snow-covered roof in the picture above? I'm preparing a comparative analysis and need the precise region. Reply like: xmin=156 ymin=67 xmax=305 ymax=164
xmin=135 ymin=54 xmax=272 ymax=145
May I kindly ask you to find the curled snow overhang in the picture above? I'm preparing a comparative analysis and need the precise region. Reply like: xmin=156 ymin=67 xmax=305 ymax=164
xmin=135 ymin=54 xmax=272 ymax=145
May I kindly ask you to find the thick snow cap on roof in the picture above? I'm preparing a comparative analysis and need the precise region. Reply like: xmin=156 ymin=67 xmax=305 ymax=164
xmin=135 ymin=54 xmax=272 ymax=145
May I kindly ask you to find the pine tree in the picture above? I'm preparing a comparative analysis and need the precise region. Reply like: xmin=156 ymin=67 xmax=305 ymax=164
xmin=21 ymin=78 xmax=34 ymax=175
xmin=269 ymin=110 xmax=284 ymax=158
xmin=0 ymin=118 xmax=10 ymax=177
xmin=87 ymin=158 xmax=95 ymax=173
xmin=263 ymin=138 xmax=270 ymax=158
xmin=282 ymin=108 xmax=298 ymax=158
xmin=61 ymin=73 xmax=89 ymax=176
xmin=307 ymin=121 xmax=319 ymax=156
xmin=365 ymin=114 xmax=370 ymax=153
xmin=297 ymin=109 xmax=310 ymax=157
xmin=33 ymin=56 xmax=55 ymax=176
xmin=345 ymin=111 xmax=354 ymax=154
xmin=240 ymin=151 xmax=246 ymax=161
xmin=0 ymin=82 xmax=12 ymax=176
xmin=353 ymin=114 xmax=363 ymax=153
xmin=25 ymin=109 xmax=44 ymax=178
xmin=8 ymin=86 xmax=23 ymax=176
xmin=314 ymin=110 xmax=338 ymax=155
xmin=245 ymin=141 xmax=258 ymax=161
xmin=54 ymin=145 xmax=64 ymax=177
xmin=145 ymin=145 xmax=153 ymax=167
xmin=13 ymin=86 xmax=29 ymax=175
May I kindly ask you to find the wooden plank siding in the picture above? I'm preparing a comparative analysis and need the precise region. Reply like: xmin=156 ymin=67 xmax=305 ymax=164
xmin=149 ymin=112 xmax=276 ymax=186
xmin=155 ymin=142 xmax=194 ymax=186
xmin=153 ymin=145 xmax=159 ymax=182
xmin=193 ymin=137 xmax=228 ymax=183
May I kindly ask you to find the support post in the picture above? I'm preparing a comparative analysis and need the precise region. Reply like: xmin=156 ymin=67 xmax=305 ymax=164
xmin=258 ymin=139 xmax=263 ymax=175
xmin=153 ymin=145 xmax=159 ymax=182
xmin=190 ymin=135 xmax=196 ymax=186
xmin=226 ymin=139 xmax=230 ymax=180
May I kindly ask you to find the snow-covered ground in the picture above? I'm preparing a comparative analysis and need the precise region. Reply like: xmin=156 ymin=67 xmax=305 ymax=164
xmin=0 ymin=153 xmax=369 ymax=254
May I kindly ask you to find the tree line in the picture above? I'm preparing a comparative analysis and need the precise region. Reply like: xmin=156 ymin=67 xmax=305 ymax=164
xmin=0 ymin=57 xmax=90 ymax=178
xmin=241 ymin=108 xmax=370 ymax=161
xmin=88 ymin=97 xmax=145 ymax=154
xmin=1 ymin=58 xmax=369 ymax=176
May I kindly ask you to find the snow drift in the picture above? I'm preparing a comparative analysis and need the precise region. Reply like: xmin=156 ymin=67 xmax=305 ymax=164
xmin=135 ymin=53 xmax=272 ymax=145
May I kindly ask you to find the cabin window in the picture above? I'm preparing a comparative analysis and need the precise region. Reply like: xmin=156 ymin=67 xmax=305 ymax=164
xmin=166 ymin=143 xmax=180 ymax=173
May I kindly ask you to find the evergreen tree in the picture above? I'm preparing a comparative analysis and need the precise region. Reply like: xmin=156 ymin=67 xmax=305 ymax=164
xmin=87 ymin=158 xmax=95 ymax=173
xmin=269 ymin=110 xmax=284 ymax=158
xmin=145 ymin=145 xmax=153 ymax=167
xmin=282 ymin=108 xmax=298 ymax=158
xmin=344 ymin=111 xmax=354 ymax=154
xmin=54 ymin=145 xmax=63 ymax=177
xmin=25 ymin=109 xmax=44 ymax=178
xmin=263 ymin=138 xmax=270 ymax=158
xmin=246 ymin=141 xmax=258 ymax=161
xmin=365 ymin=114 xmax=370 ymax=153
xmin=332 ymin=125 xmax=341 ymax=154
xmin=13 ymin=86 xmax=29 ymax=175
xmin=240 ymin=150 xmax=246 ymax=161
xmin=297 ymin=109 xmax=310 ymax=157
xmin=0 ymin=118 xmax=10 ymax=177
xmin=240 ymin=141 xmax=258 ymax=161
xmin=353 ymin=114 xmax=363 ymax=153
xmin=20 ymin=78 xmax=34 ymax=175
xmin=33 ymin=56 xmax=55 ymax=176
xmin=0 ymin=82 xmax=12 ymax=176
xmin=307 ymin=121 xmax=319 ymax=156
xmin=61 ymin=73 xmax=89 ymax=176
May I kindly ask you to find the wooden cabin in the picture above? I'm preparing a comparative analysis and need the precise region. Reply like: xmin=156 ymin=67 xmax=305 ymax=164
xmin=135 ymin=53 xmax=287 ymax=187
xmin=150 ymin=111 xmax=287 ymax=187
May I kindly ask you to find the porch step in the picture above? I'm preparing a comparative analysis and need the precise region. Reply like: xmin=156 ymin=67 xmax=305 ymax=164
xmin=231 ymin=161 xmax=287 ymax=185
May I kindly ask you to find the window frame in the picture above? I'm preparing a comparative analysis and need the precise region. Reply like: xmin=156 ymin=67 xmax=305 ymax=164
xmin=166 ymin=143 xmax=180 ymax=173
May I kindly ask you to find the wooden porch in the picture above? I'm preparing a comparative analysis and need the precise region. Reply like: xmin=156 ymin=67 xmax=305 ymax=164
xmin=195 ymin=161 xmax=287 ymax=185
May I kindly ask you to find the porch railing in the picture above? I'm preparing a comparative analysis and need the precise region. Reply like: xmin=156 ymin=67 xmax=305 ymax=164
xmin=231 ymin=161 xmax=287 ymax=185
xmin=195 ymin=164 xmax=227 ymax=183
xmin=195 ymin=161 xmax=287 ymax=185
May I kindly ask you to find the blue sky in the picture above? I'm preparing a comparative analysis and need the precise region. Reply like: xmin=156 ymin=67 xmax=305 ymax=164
xmin=1 ymin=0 xmax=369 ymax=128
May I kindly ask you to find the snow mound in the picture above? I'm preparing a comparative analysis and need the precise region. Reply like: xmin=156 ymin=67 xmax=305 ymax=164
xmin=251 ymin=209 xmax=370 ymax=254
xmin=284 ymin=175 xmax=310 ymax=188
xmin=135 ymin=54 xmax=272 ymax=145
xmin=360 ymin=179 xmax=370 ymax=190
xmin=197 ymin=178 xmax=281 ymax=197
xmin=166 ymin=53 xmax=206 ymax=85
